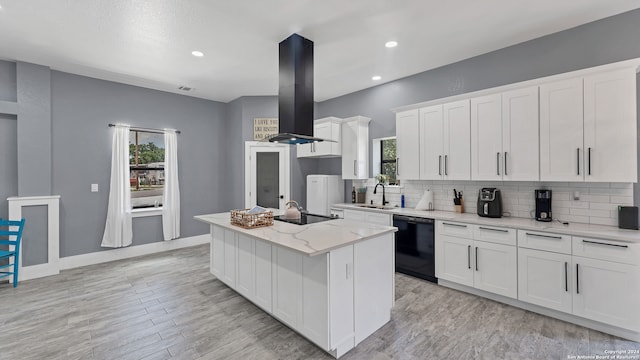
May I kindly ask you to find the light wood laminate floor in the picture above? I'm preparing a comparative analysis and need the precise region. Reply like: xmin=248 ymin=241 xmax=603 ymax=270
xmin=0 ymin=244 xmax=637 ymax=360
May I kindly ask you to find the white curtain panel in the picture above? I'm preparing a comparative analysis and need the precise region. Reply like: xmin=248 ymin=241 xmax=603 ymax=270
xmin=101 ymin=124 xmax=133 ymax=248
xmin=162 ymin=130 xmax=180 ymax=240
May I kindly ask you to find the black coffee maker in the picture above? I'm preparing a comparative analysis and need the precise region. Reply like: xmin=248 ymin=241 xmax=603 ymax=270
xmin=535 ymin=189 xmax=552 ymax=222
xmin=477 ymin=188 xmax=503 ymax=218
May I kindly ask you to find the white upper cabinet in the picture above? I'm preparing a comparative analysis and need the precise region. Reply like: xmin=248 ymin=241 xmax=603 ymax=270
xmin=395 ymin=109 xmax=420 ymax=180
xmin=418 ymin=101 xmax=470 ymax=181
xmin=540 ymin=77 xmax=584 ymax=181
xmin=443 ymin=100 xmax=471 ymax=180
xmin=471 ymin=87 xmax=540 ymax=181
xmin=471 ymin=94 xmax=503 ymax=181
xmin=297 ymin=117 xmax=342 ymax=158
xmin=501 ymin=86 xmax=540 ymax=181
xmin=419 ymin=104 xmax=444 ymax=180
xmin=541 ymin=69 xmax=637 ymax=182
xmin=397 ymin=61 xmax=638 ymax=183
xmin=341 ymin=116 xmax=370 ymax=180
xmin=583 ymin=69 xmax=637 ymax=182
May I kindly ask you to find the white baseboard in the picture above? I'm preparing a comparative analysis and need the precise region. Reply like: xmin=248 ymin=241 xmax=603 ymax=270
xmin=59 ymin=234 xmax=209 ymax=270
xmin=13 ymin=262 xmax=60 ymax=282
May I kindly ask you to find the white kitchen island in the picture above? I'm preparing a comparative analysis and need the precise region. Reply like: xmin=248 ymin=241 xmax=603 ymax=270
xmin=194 ymin=213 xmax=397 ymax=358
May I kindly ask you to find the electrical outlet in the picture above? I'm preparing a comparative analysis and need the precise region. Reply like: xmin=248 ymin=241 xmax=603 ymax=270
xmin=91 ymin=184 xmax=99 ymax=192
xmin=573 ymin=191 xmax=580 ymax=200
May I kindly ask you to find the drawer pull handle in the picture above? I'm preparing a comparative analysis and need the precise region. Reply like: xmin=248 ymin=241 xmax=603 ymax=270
xmin=475 ymin=246 xmax=479 ymax=271
xmin=525 ymin=232 xmax=562 ymax=240
xmin=443 ymin=222 xmax=467 ymax=228
xmin=576 ymin=263 xmax=580 ymax=294
xmin=582 ymin=240 xmax=628 ymax=249
xmin=479 ymin=226 xmax=508 ymax=233
xmin=564 ymin=262 xmax=568 ymax=292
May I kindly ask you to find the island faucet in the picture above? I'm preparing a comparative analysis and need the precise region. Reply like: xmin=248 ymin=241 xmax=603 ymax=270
xmin=373 ymin=183 xmax=389 ymax=206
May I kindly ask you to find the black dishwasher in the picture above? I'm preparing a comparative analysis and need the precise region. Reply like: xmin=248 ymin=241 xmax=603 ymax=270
xmin=393 ymin=215 xmax=437 ymax=283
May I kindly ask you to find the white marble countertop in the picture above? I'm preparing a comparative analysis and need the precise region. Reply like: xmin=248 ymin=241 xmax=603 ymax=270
xmin=331 ymin=203 xmax=640 ymax=244
xmin=194 ymin=212 xmax=397 ymax=256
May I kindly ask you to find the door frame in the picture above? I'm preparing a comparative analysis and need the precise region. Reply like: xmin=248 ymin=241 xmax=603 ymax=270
xmin=244 ymin=141 xmax=291 ymax=210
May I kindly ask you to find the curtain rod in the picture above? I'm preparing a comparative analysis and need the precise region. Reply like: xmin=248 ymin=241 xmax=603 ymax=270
xmin=108 ymin=124 xmax=181 ymax=134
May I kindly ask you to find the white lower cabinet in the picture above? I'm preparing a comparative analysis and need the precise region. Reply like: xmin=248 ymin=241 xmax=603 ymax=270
xmin=437 ymin=234 xmax=474 ymax=287
xmin=209 ymin=224 xmax=394 ymax=357
xmin=254 ymin=239 xmax=273 ymax=312
xmin=573 ymin=256 xmax=640 ymax=332
xmin=210 ymin=225 xmax=225 ymax=278
xmin=473 ymin=241 xmax=517 ymax=298
xmin=272 ymin=246 xmax=303 ymax=329
xmin=236 ymin=234 xmax=255 ymax=299
xmin=436 ymin=223 xmax=517 ymax=299
xmin=518 ymin=248 xmax=573 ymax=313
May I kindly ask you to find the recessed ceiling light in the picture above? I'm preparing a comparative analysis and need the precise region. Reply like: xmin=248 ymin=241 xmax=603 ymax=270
xmin=372 ymin=75 xmax=382 ymax=81
xmin=385 ymin=41 xmax=398 ymax=48
xmin=191 ymin=50 xmax=204 ymax=57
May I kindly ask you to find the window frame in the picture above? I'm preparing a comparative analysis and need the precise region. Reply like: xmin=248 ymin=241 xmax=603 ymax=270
xmin=129 ymin=129 xmax=165 ymax=213
xmin=380 ymin=138 xmax=397 ymax=185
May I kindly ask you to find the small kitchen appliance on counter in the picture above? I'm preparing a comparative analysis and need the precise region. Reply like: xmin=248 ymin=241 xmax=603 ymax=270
xmin=618 ymin=206 xmax=639 ymax=230
xmin=535 ymin=189 xmax=552 ymax=222
xmin=477 ymin=188 xmax=503 ymax=218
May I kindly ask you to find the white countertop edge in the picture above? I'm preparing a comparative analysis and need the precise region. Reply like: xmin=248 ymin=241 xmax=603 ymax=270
xmin=331 ymin=203 xmax=640 ymax=244
xmin=194 ymin=213 xmax=397 ymax=256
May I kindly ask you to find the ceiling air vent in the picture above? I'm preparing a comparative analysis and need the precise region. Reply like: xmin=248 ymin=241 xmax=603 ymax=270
xmin=178 ymin=86 xmax=193 ymax=92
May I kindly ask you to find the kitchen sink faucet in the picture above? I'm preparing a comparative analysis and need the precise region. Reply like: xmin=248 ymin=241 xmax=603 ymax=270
xmin=373 ymin=183 xmax=389 ymax=207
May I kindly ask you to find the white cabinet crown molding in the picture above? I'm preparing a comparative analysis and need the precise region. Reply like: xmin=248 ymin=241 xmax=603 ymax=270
xmin=391 ymin=58 xmax=640 ymax=113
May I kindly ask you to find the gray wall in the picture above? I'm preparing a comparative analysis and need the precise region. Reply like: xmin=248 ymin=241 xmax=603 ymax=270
xmin=0 ymin=113 xmax=17 ymax=220
xmin=225 ymin=96 xmax=318 ymax=209
xmin=316 ymin=8 xmax=640 ymax=204
xmin=0 ymin=61 xmax=16 ymax=102
xmin=51 ymin=71 xmax=229 ymax=257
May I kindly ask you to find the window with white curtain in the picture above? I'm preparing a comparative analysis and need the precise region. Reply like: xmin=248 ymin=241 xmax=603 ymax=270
xmin=129 ymin=130 xmax=165 ymax=209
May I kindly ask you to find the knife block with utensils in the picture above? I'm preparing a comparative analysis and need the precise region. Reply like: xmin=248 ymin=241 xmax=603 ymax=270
xmin=453 ymin=189 xmax=464 ymax=213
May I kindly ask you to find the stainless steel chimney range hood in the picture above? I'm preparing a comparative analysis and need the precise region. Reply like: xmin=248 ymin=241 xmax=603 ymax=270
xmin=267 ymin=34 xmax=332 ymax=145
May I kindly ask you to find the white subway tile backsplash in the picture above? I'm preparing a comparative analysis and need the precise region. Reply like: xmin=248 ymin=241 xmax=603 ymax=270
xmin=582 ymin=194 xmax=610 ymax=203
xmin=589 ymin=217 xmax=618 ymax=226
xmin=610 ymin=196 xmax=633 ymax=205
xmin=358 ymin=179 xmax=634 ymax=225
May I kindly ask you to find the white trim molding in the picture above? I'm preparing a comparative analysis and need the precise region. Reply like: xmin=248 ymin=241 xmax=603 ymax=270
xmin=59 ymin=234 xmax=209 ymax=270
xmin=7 ymin=195 xmax=61 ymax=282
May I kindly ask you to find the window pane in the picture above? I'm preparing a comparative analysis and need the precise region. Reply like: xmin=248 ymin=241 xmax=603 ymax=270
xmin=381 ymin=138 xmax=396 ymax=161
xmin=382 ymin=162 xmax=397 ymax=184
xmin=130 ymin=131 xmax=165 ymax=208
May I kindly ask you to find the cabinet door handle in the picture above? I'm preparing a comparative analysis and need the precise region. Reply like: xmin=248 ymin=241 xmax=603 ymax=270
xmin=525 ymin=232 xmax=562 ymax=240
xmin=467 ymin=245 xmax=471 ymax=269
xmin=397 ymin=157 xmax=400 ymax=176
xmin=479 ymin=226 xmax=508 ymax=233
xmin=475 ymin=246 xmax=479 ymax=271
xmin=497 ymin=152 xmax=500 ymax=176
xmin=504 ymin=152 xmax=508 ymax=176
xmin=576 ymin=263 xmax=580 ymax=294
xmin=576 ymin=148 xmax=580 ymax=175
xmin=353 ymin=160 xmax=357 ymax=176
xmin=564 ymin=261 xmax=568 ymax=292
xmin=444 ymin=155 xmax=448 ymax=176
xmin=587 ymin=147 xmax=591 ymax=175
xmin=443 ymin=222 xmax=467 ymax=228
xmin=582 ymin=239 xmax=628 ymax=248
xmin=439 ymin=155 xmax=442 ymax=176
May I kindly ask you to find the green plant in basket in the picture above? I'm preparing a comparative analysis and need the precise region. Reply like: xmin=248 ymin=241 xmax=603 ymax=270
xmin=375 ymin=173 xmax=388 ymax=184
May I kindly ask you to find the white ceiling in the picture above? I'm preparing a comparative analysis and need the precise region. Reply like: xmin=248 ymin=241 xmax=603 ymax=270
xmin=0 ymin=1 xmax=638 ymax=102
